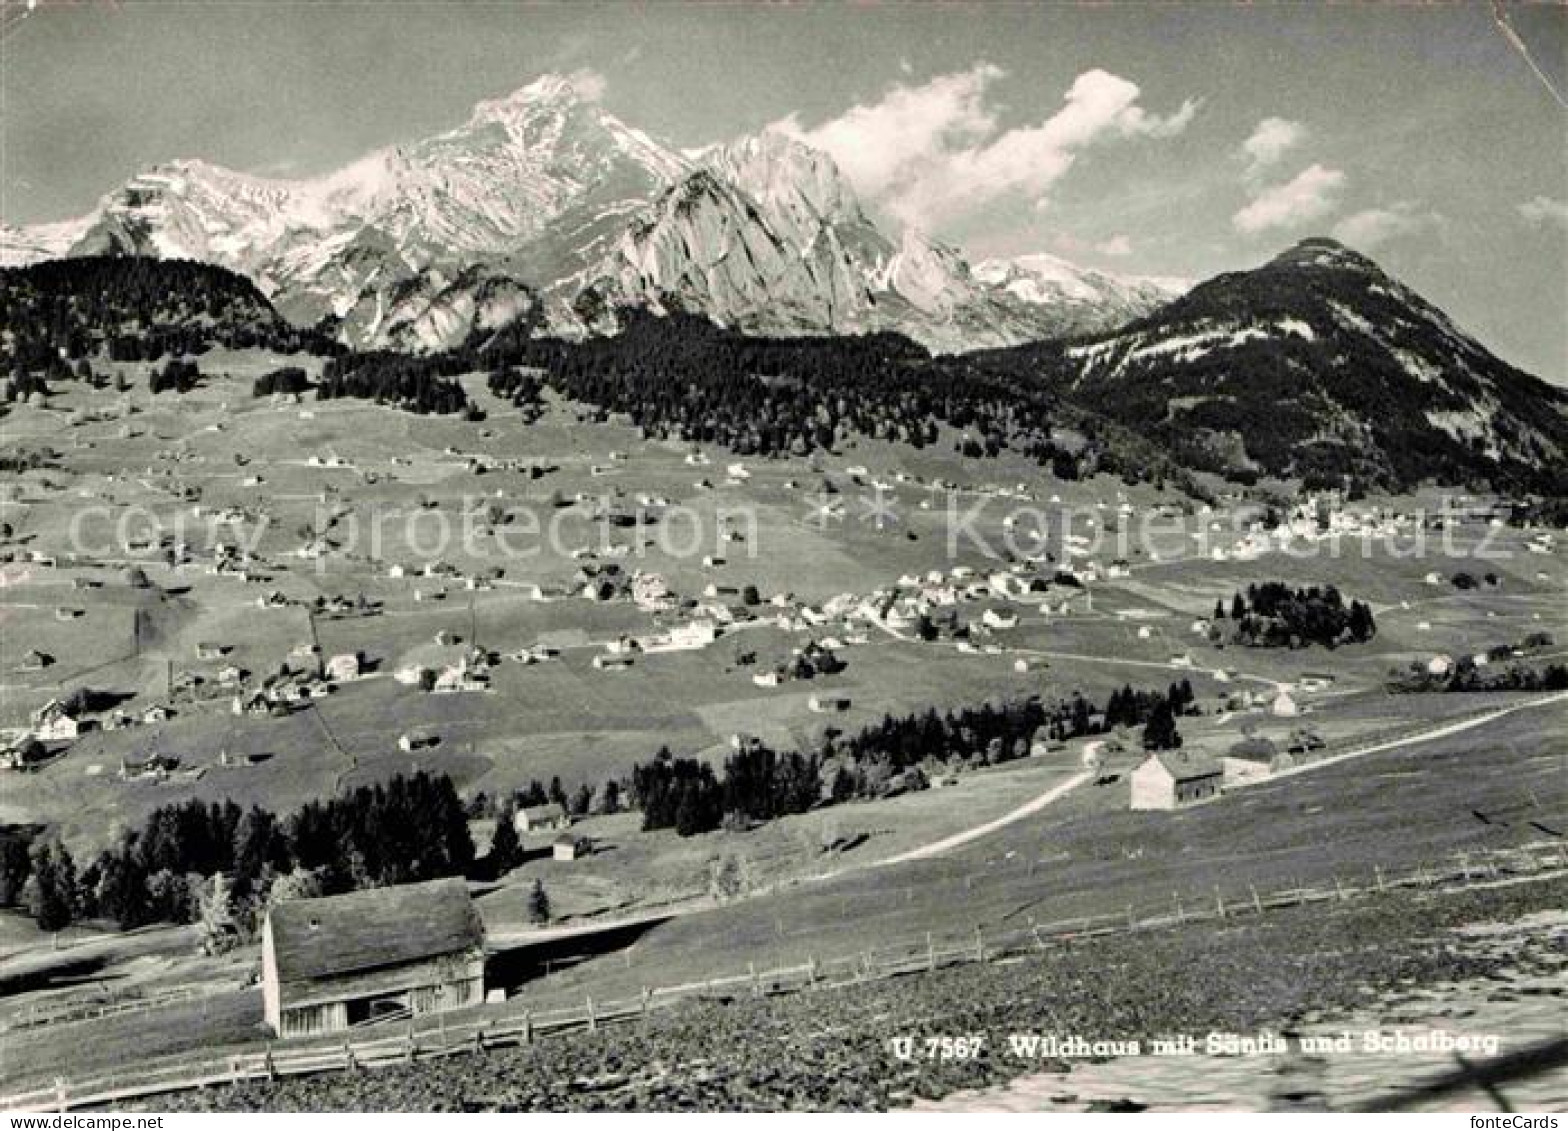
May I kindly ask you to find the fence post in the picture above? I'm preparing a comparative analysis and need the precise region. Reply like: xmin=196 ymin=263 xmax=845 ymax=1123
xmin=641 ymin=986 xmax=652 ymax=1017
xmin=1173 ymin=892 xmax=1184 ymax=923
xmin=405 ymin=1022 xmax=416 ymax=1064
xmin=927 ymin=932 xmax=935 ymax=971
xmin=1213 ymin=886 xmax=1226 ymax=918
xmin=1374 ymin=865 xmax=1385 ymax=892
xmin=1249 ymin=884 xmax=1262 ymax=914
xmin=53 ymin=1076 xmax=67 ymax=1113
xmin=1126 ymin=904 xmax=1136 ymax=931
xmin=749 ymin=962 xmax=760 ymax=998
xmin=522 ymin=1009 xmax=533 ymax=1045
xmin=473 ymin=1026 xmax=485 ymax=1055
xmin=265 ymin=1045 xmax=276 ymax=1081
xmin=343 ymin=1041 xmax=356 ymax=1074
xmin=807 ymin=957 xmax=818 ymax=986
xmin=1333 ymin=874 xmax=1347 ymax=901
xmin=586 ymin=996 xmax=596 ymax=1032
xmin=973 ymin=926 xmax=984 ymax=962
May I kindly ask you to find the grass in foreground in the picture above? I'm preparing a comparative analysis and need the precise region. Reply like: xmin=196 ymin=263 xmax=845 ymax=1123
xmin=149 ymin=876 xmax=1566 ymax=1112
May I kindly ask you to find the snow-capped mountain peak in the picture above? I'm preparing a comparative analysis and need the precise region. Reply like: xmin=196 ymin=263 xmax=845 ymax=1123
xmin=1 ymin=75 xmax=1183 ymax=352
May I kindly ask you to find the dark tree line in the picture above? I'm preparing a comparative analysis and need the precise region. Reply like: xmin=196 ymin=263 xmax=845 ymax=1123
xmin=2 ymin=772 xmax=474 ymax=934
xmin=253 ymin=366 xmax=311 ymax=397
xmin=0 ymin=256 xmax=339 ymax=372
xmin=316 ymin=351 xmax=475 ymax=415
xmin=1215 ymin=582 xmax=1376 ymax=648
xmin=149 ymin=357 xmax=200 ymax=394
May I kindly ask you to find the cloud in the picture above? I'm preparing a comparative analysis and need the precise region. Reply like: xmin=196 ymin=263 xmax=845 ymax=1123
xmin=1096 ymin=234 xmax=1134 ymax=257
xmin=1331 ymin=202 xmax=1441 ymax=250
xmin=771 ymin=64 xmax=1197 ymax=230
xmin=1518 ymin=195 xmax=1568 ymax=230
xmin=1239 ymin=117 xmax=1306 ymax=179
xmin=1232 ymin=164 xmax=1346 ymax=235
xmin=565 ymin=68 xmax=607 ymax=102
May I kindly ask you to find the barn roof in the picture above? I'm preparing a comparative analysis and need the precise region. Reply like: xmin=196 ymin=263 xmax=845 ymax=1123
xmin=1151 ymin=750 xmax=1223 ymax=782
xmin=267 ymin=878 xmax=482 ymax=984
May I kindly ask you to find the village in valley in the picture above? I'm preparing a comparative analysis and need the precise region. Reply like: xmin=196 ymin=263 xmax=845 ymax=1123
xmin=0 ymin=352 xmax=1563 ymax=1108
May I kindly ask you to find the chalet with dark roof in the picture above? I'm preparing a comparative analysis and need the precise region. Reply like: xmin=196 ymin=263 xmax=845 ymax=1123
xmin=261 ymin=877 xmax=484 ymax=1038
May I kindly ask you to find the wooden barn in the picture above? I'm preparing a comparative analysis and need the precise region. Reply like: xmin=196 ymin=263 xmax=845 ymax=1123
xmin=1130 ymin=751 xmax=1224 ymax=811
xmin=262 ymin=878 xmax=484 ymax=1039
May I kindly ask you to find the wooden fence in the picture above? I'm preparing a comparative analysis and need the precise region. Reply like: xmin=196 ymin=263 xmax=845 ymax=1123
xmin=2 ymin=840 xmax=1562 ymax=1113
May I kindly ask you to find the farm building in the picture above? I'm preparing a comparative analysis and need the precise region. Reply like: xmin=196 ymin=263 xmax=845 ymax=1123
xmin=1130 ymin=751 xmax=1224 ymax=810
xmin=1222 ymin=736 xmax=1281 ymax=785
xmin=31 ymin=699 xmax=80 ymax=741
xmin=16 ymin=649 xmax=54 ymax=672
xmin=1271 ymin=690 xmax=1300 ymax=717
xmin=261 ymin=878 xmax=484 ymax=1039
xmin=326 ymin=653 xmax=361 ymax=681
xmin=516 ymin=802 xmax=570 ymax=833
xmin=553 ymin=835 xmax=591 ymax=862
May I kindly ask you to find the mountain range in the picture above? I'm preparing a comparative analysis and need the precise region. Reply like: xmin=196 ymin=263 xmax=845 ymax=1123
xmin=978 ymin=238 xmax=1568 ymax=491
xmin=2 ymin=75 xmax=1562 ymax=493
xmin=0 ymin=75 xmax=1184 ymax=354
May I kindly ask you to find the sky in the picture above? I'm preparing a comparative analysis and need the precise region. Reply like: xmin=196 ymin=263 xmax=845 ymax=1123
xmin=2 ymin=1 xmax=1565 ymax=381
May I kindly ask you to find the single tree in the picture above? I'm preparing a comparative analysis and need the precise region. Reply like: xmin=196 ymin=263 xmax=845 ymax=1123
xmin=526 ymin=878 xmax=551 ymax=925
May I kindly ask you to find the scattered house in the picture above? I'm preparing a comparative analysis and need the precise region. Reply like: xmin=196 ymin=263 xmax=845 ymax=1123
xmin=552 ymin=835 xmax=591 ymax=862
xmin=1426 ymin=654 xmax=1455 ymax=677
xmin=261 ymin=878 xmax=484 ymax=1039
xmin=1270 ymin=690 xmax=1300 ymax=718
xmin=1222 ymin=736 xmax=1281 ymax=785
xmin=141 ymin=705 xmax=172 ymax=724
xmin=515 ymin=802 xmax=570 ymax=834
xmin=1297 ymin=672 xmax=1337 ymax=692
xmin=0 ymin=738 xmax=49 ymax=771
xmin=326 ymin=652 xmax=361 ymax=681
xmin=233 ymin=691 xmax=271 ymax=717
xmin=118 ymin=751 xmax=179 ymax=780
xmin=981 ymin=607 xmax=1019 ymax=630
xmin=195 ymin=642 xmax=230 ymax=660
xmin=808 ymin=693 xmax=851 ymax=713
xmin=666 ymin=620 xmax=718 ymax=650
xmin=32 ymin=699 xmax=80 ymax=742
xmin=592 ymin=654 xmax=633 ymax=671
xmin=1168 ymin=653 xmax=1194 ymax=669
xmin=432 ymin=663 xmax=488 ymax=693
xmin=1130 ymin=750 xmax=1224 ymax=811
xmin=217 ymin=664 xmax=246 ymax=687
xmin=752 ymin=670 xmax=782 ymax=688
xmin=394 ymin=664 xmax=433 ymax=687
xmin=16 ymin=649 xmax=54 ymax=672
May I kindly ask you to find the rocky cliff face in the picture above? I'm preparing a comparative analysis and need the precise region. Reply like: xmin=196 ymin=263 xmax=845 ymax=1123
xmin=2 ymin=76 xmax=1176 ymax=353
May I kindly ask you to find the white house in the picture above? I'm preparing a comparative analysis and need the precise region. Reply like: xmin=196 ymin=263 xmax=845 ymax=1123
xmin=32 ymin=699 xmax=80 ymax=742
xmin=326 ymin=653 xmax=361 ymax=681
xmin=1129 ymin=751 xmax=1224 ymax=811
